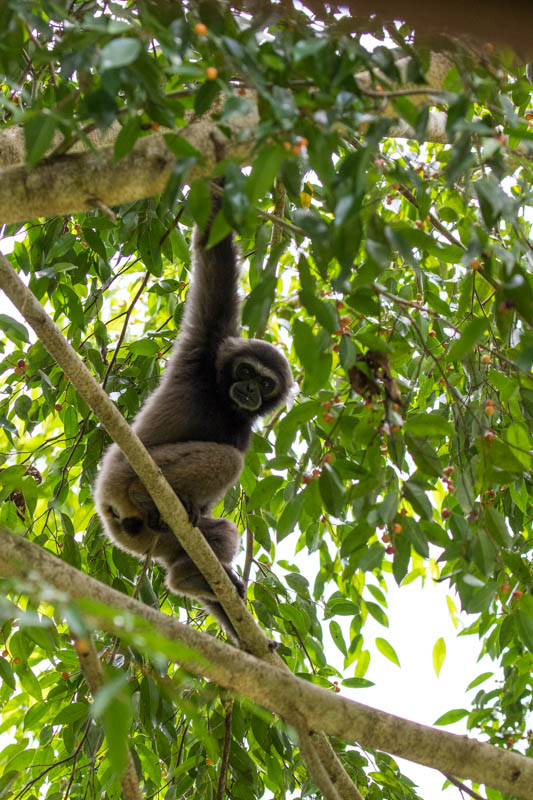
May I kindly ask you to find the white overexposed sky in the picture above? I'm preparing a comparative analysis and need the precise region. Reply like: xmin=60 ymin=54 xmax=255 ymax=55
xmin=271 ymin=534 xmax=499 ymax=800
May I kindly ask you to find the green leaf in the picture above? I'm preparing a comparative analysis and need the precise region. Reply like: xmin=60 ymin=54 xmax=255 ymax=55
xmin=188 ymin=179 xmax=211 ymax=228
xmin=505 ymin=422 xmax=532 ymax=469
xmin=447 ymin=317 xmax=488 ymax=362
xmin=114 ymin=117 xmax=141 ymax=161
xmin=278 ymin=603 xmax=305 ymax=633
xmin=94 ymin=675 xmax=132 ymax=776
xmin=248 ymin=146 xmax=284 ymax=204
xmin=432 ymin=637 xmax=445 ymax=676
xmin=0 ymin=656 xmax=15 ymax=690
xmin=298 ymin=290 xmax=337 ymax=334
xmin=516 ymin=610 xmax=533 ymax=651
xmin=474 ymin=178 xmax=508 ymax=226
xmin=465 ymin=672 xmax=493 ymax=691
xmin=434 ymin=708 xmax=468 ymax=725
xmin=53 ymin=702 xmax=90 ymax=725
xmin=366 ymin=602 xmax=388 ymax=627
xmin=339 ymin=334 xmax=357 ymax=370
xmin=402 ymin=516 xmax=429 ymax=556
xmin=329 ymin=620 xmax=347 ymax=656
xmin=379 ymin=487 xmax=398 ymax=524
xmin=223 ymin=164 xmax=250 ymax=228
xmin=242 ymin=275 xmax=276 ymax=336
xmin=248 ymin=475 xmax=284 ymax=510
xmin=100 ymin=37 xmax=141 ymax=70
xmin=404 ymin=413 xmax=452 ymax=439
xmin=277 ymin=491 xmax=306 ymax=541
xmin=0 ymin=771 xmax=18 ymax=797
xmin=129 ymin=339 xmax=160 ymax=357
xmin=293 ymin=320 xmax=332 ymax=394
xmin=318 ymin=464 xmax=346 ymax=517
xmin=138 ymin=221 xmax=165 ymax=276
xmin=342 ymin=677 xmax=374 ymax=688
xmin=24 ymin=113 xmax=57 ymax=168
xmin=61 ymin=406 xmax=78 ymax=439
xmin=404 ymin=434 xmax=443 ymax=478
xmin=14 ymin=395 xmax=32 ymax=420
xmin=403 ymin=480 xmax=432 ymax=520
xmin=484 ymin=506 xmax=512 ymax=547
xmin=18 ymin=665 xmax=42 ymax=700
xmin=0 ymin=314 xmax=30 ymax=345
xmin=375 ymin=637 xmax=400 ymax=667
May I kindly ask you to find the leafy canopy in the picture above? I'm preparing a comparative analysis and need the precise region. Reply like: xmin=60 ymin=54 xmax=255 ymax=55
xmin=0 ymin=1 xmax=532 ymax=799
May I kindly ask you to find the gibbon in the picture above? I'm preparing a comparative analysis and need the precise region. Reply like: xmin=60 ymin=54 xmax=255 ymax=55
xmin=94 ymin=191 xmax=293 ymax=641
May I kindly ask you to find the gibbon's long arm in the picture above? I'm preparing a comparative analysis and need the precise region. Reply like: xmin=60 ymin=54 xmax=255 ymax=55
xmin=176 ymin=216 xmax=241 ymax=364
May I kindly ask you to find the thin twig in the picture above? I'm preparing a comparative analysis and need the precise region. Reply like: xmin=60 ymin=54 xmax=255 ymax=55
xmin=444 ymin=774 xmax=487 ymax=800
xmin=102 ymin=271 xmax=150 ymax=390
xmin=358 ymin=85 xmax=447 ymax=99
xmin=73 ymin=635 xmax=143 ymax=800
xmin=216 ymin=698 xmax=233 ymax=800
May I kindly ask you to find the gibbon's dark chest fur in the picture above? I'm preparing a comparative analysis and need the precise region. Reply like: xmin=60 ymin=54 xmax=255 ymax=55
xmin=132 ymin=349 xmax=254 ymax=452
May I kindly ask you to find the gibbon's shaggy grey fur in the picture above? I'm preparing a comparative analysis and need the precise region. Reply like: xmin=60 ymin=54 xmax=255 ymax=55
xmin=94 ymin=193 xmax=293 ymax=641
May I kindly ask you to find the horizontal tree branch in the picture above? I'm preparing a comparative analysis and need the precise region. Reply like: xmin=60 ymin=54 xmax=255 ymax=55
xmin=2 ymin=526 xmax=532 ymax=800
xmin=292 ymin=0 xmax=533 ymax=56
xmin=0 ymin=100 xmax=258 ymax=224
xmin=4 ymin=51 xmax=530 ymax=225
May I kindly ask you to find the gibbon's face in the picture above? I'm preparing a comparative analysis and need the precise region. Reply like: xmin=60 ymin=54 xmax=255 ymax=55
xmin=229 ymin=357 xmax=281 ymax=412
xmin=218 ymin=339 xmax=292 ymax=417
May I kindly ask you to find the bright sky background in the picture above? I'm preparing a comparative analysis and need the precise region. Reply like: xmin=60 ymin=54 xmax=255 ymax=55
xmin=272 ymin=532 xmax=498 ymax=800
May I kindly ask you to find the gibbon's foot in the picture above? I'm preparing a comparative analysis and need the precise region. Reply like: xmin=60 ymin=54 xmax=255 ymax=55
xmin=128 ymin=492 xmax=170 ymax=533
xmin=201 ymin=599 xmax=240 ymax=644
xmin=180 ymin=497 xmax=201 ymax=527
xmin=147 ymin=507 xmax=169 ymax=532
xmin=166 ymin=558 xmax=245 ymax=644
xmin=227 ymin=566 xmax=245 ymax=598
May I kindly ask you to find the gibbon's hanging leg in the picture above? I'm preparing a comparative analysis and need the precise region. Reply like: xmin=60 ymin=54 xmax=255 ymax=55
xmin=166 ymin=517 xmax=245 ymax=642
xmin=95 ymin=440 xmax=245 ymax=641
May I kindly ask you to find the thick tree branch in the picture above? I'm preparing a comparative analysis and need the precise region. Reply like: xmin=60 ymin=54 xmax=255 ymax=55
xmin=297 ymin=729 xmax=342 ymax=800
xmin=288 ymin=0 xmax=533 ymax=56
xmin=215 ymin=698 xmax=233 ymax=800
xmin=2 ymin=526 xmax=533 ymax=800
xmin=0 ymin=103 xmax=258 ymax=224
xmin=2 ymin=52 xmax=529 ymax=225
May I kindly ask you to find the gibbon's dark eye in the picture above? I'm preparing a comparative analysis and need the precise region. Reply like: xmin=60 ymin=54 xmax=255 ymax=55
xmin=236 ymin=362 xmax=255 ymax=380
xmin=260 ymin=376 xmax=276 ymax=395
